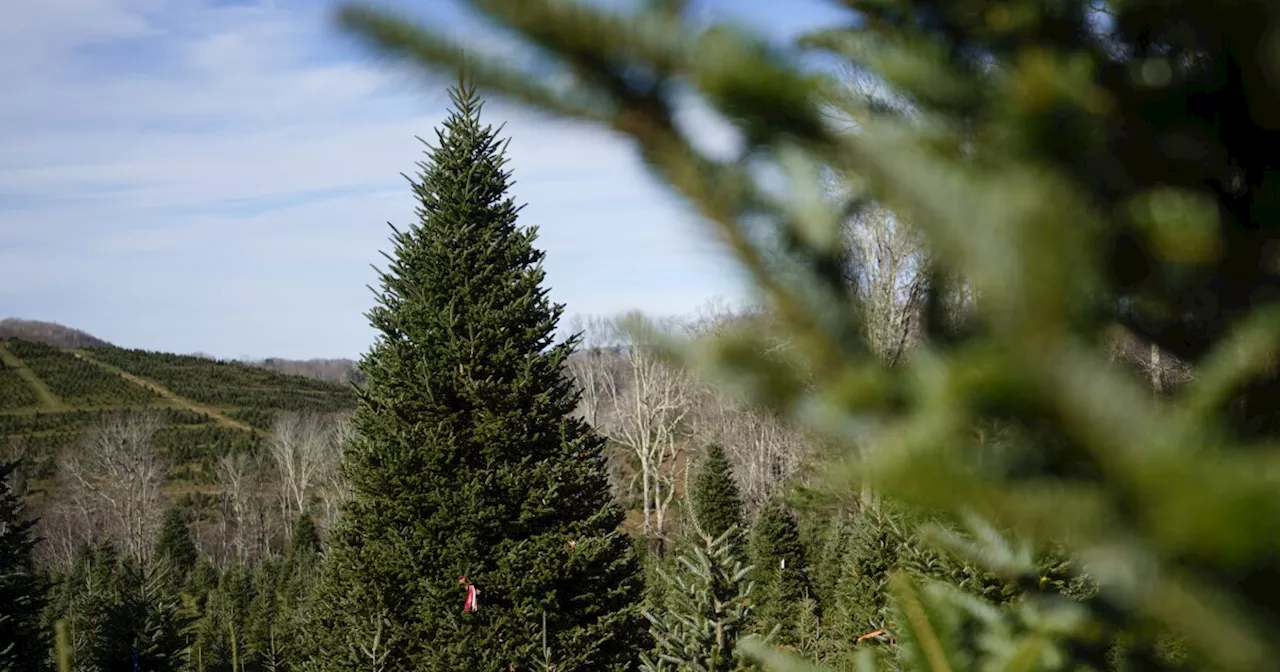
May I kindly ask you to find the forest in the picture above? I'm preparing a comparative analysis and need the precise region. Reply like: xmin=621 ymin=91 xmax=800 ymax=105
xmin=4 ymin=0 xmax=1280 ymax=671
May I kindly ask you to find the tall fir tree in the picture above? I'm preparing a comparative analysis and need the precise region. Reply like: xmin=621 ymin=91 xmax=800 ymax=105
xmin=689 ymin=444 xmax=745 ymax=552
xmin=304 ymin=81 xmax=645 ymax=671
xmin=0 ymin=460 xmax=48 ymax=671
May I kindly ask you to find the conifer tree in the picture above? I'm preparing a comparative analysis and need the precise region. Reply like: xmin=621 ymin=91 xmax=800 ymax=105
xmin=337 ymin=0 xmax=1280 ymax=668
xmin=305 ymin=81 xmax=645 ymax=671
xmin=689 ymin=444 xmax=745 ymax=553
xmin=748 ymin=498 xmax=809 ymax=645
xmin=288 ymin=514 xmax=320 ymax=564
xmin=640 ymin=528 xmax=760 ymax=672
xmin=0 ymin=459 xmax=48 ymax=671
xmin=154 ymin=507 xmax=197 ymax=586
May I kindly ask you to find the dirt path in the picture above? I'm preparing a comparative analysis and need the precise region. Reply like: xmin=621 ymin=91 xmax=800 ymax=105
xmin=73 ymin=350 xmax=254 ymax=432
xmin=0 ymin=341 xmax=65 ymax=410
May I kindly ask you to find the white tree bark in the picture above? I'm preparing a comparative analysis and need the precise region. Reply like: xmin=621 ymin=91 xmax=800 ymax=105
xmin=596 ymin=313 xmax=692 ymax=551
xmin=316 ymin=413 xmax=353 ymax=533
xmin=267 ymin=411 xmax=341 ymax=533
xmin=61 ymin=411 xmax=166 ymax=565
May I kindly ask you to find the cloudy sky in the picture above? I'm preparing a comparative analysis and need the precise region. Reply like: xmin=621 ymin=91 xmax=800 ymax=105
xmin=0 ymin=0 xmax=842 ymax=360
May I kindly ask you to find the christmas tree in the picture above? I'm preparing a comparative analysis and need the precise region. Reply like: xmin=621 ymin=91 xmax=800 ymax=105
xmin=748 ymin=498 xmax=810 ymax=645
xmin=0 ymin=459 xmax=47 ymax=671
xmin=689 ymin=444 xmax=745 ymax=553
xmin=153 ymin=506 xmax=197 ymax=585
xmin=640 ymin=529 xmax=759 ymax=672
xmin=304 ymin=80 xmax=645 ymax=671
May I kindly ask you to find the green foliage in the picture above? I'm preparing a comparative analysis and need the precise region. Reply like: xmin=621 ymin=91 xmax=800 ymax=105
xmin=155 ymin=507 xmax=199 ymax=585
xmin=47 ymin=542 xmax=190 ymax=672
xmin=0 ymin=460 xmax=49 ymax=671
xmin=304 ymin=81 xmax=645 ymax=671
xmin=0 ymin=347 xmax=276 ymax=484
xmin=640 ymin=527 xmax=762 ymax=672
xmin=748 ymin=498 xmax=809 ymax=646
xmin=332 ymin=0 xmax=1280 ymax=669
xmin=4 ymin=340 xmax=158 ymax=407
xmin=83 ymin=347 xmax=355 ymax=426
xmin=0 ymin=367 xmax=40 ymax=412
xmin=288 ymin=514 xmax=321 ymax=563
xmin=690 ymin=445 xmax=746 ymax=552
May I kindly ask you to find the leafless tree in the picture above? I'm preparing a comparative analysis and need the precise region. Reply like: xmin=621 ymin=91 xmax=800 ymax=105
xmin=216 ymin=452 xmax=276 ymax=564
xmin=316 ymin=413 xmax=354 ymax=532
xmin=565 ymin=315 xmax=635 ymax=501
xmin=268 ymin=411 xmax=345 ymax=535
xmin=684 ymin=304 xmax=815 ymax=514
xmin=60 ymin=411 xmax=166 ymax=564
xmin=842 ymin=202 xmax=931 ymax=365
xmin=689 ymin=389 xmax=811 ymax=515
xmin=33 ymin=499 xmax=85 ymax=569
xmin=565 ymin=314 xmax=623 ymax=429
xmin=595 ymin=312 xmax=693 ymax=552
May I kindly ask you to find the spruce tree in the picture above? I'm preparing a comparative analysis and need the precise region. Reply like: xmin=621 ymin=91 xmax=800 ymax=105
xmin=154 ymin=507 xmax=197 ymax=586
xmin=0 ymin=460 xmax=48 ymax=671
xmin=689 ymin=444 xmax=745 ymax=552
xmin=305 ymin=81 xmax=645 ymax=671
xmin=748 ymin=498 xmax=809 ymax=645
xmin=288 ymin=513 xmax=320 ymax=563
xmin=640 ymin=529 xmax=760 ymax=672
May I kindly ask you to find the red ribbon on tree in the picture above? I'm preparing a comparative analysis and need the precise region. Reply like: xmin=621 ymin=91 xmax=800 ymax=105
xmin=459 ymin=576 xmax=480 ymax=612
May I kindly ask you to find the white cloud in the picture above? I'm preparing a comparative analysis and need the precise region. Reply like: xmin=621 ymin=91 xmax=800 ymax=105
xmin=0 ymin=0 xmax=749 ymax=358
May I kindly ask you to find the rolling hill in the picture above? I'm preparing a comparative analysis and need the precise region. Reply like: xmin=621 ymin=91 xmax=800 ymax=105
xmin=0 ymin=336 xmax=358 ymax=483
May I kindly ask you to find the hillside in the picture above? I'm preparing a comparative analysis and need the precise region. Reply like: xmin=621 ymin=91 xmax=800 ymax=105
xmin=0 ymin=337 xmax=358 ymax=482
xmin=242 ymin=356 xmax=364 ymax=385
xmin=0 ymin=318 xmax=112 ymax=348
xmin=2 ymin=318 xmax=365 ymax=385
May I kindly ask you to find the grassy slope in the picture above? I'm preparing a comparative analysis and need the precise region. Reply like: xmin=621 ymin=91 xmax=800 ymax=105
xmin=0 ymin=341 xmax=64 ymax=410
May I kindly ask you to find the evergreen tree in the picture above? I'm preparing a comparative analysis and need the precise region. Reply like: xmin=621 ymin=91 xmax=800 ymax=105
xmin=287 ymin=514 xmax=320 ymax=564
xmin=96 ymin=562 xmax=189 ymax=672
xmin=689 ymin=444 xmax=745 ymax=552
xmin=154 ymin=507 xmax=198 ymax=586
xmin=305 ymin=81 xmax=645 ymax=671
xmin=0 ymin=459 xmax=48 ymax=671
xmin=748 ymin=498 xmax=809 ymax=646
xmin=49 ymin=542 xmax=189 ymax=672
xmin=639 ymin=528 xmax=761 ymax=672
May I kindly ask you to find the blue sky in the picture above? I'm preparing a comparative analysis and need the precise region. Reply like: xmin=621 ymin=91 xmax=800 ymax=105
xmin=0 ymin=0 xmax=845 ymax=360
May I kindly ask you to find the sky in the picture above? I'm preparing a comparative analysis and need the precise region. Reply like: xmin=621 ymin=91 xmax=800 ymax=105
xmin=0 ymin=0 xmax=846 ymax=360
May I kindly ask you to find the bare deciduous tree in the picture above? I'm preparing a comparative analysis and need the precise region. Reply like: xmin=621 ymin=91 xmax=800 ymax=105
xmin=597 ymin=312 xmax=693 ymax=553
xmin=61 ymin=411 xmax=166 ymax=564
xmin=316 ymin=413 xmax=353 ymax=533
xmin=268 ymin=411 xmax=344 ymax=533
xmin=843 ymin=202 xmax=930 ymax=365
xmin=688 ymin=388 xmax=810 ymax=515
xmin=216 ymin=452 xmax=275 ymax=564
xmin=685 ymin=303 xmax=815 ymax=514
xmin=565 ymin=314 xmax=622 ymax=429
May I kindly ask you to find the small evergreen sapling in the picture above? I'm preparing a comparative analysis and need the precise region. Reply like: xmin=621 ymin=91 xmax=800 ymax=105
xmin=154 ymin=507 xmax=198 ymax=586
xmin=640 ymin=527 xmax=762 ymax=672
